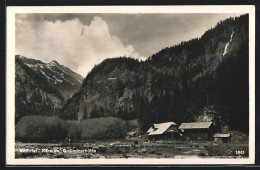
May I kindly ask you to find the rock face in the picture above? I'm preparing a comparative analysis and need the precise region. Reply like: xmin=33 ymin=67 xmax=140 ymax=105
xmin=16 ymin=55 xmax=83 ymax=100
xmin=15 ymin=56 xmax=83 ymax=123
xmin=58 ymin=58 xmax=140 ymax=120
xmin=59 ymin=14 xmax=249 ymax=133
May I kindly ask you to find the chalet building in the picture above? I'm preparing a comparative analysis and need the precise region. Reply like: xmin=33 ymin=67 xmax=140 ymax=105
xmin=178 ymin=122 xmax=216 ymax=141
xmin=213 ymin=133 xmax=231 ymax=143
xmin=146 ymin=122 xmax=179 ymax=140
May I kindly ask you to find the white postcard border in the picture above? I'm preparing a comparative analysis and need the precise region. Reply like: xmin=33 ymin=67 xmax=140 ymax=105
xmin=6 ymin=5 xmax=255 ymax=165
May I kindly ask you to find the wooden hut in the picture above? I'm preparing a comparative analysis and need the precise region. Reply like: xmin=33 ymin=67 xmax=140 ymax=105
xmin=213 ymin=133 xmax=231 ymax=143
xmin=146 ymin=122 xmax=179 ymax=140
xmin=178 ymin=122 xmax=216 ymax=141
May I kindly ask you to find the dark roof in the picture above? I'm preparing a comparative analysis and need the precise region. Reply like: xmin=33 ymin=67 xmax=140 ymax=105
xmin=179 ymin=122 xmax=212 ymax=129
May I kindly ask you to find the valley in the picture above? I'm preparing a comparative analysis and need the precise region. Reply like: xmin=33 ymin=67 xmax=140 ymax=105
xmin=14 ymin=14 xmax=250 ymax=160
xmin=15 ymin=130 xmax=248 ymax=159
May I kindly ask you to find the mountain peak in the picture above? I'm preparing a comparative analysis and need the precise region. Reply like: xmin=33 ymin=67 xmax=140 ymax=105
xmin=50 ymin=60 xmax=59 ymax=66
xmin=16 ymin=54 xmax=25 ymax=59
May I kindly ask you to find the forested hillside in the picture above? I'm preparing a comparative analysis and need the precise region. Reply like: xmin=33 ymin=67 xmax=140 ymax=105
xmin=15 ymin=56 xmax=83 ymax=123
xmin=56 ymin=14 xmax=249 ymax=133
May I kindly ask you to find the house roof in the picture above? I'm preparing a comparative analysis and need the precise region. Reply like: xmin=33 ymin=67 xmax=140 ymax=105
xmin=148 ymin=122 xmax=177 ymax=136
xmin=146 ymin=127 xmax=154 ymax=134
xmin=128 ymin=131 xmax=137 ymax=136
xmin=178 ymin=122 xmax=212 ymax=129
xmin=153 ymin=124 xmax=160 ymax=129
xmin=213 ymin=133 xmax=231 ymax=138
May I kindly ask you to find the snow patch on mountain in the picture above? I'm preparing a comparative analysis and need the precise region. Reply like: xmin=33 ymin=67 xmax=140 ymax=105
xmin=50 ymin=60 xmax=58 ymax=66
xmin=40 ymin=70 xmax=51 ymax=80
xmin=55 ymin=79 xmax=63 ymax=84
xmin=16 ymin=55 xmax=84 ymax=101
xmin=25 ymin=64 xmax=35 ymax=68
xmin=25 ymin=63 xmax=44 ymax=68
xmin=25 ymin=60 xmax=72 ymax=85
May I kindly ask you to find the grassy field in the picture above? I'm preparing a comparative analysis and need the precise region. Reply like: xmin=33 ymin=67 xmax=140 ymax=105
xmin=15 ymin=141 xmax=205 ymax=159
xmin=15 ymin=116 xmax=249 ymax=159
xmin=15 ymin=131 xmax=248 ymax=159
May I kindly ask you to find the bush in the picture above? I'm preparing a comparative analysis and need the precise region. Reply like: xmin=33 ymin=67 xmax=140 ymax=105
xmin=81 ymin=117 xmax=127 ymax=140
xmin=128 ymin=119 xmax=139 ymax=131
xmin=16 ymin=116 xmax=128 ymax=142
xmin=66 ymin=120 xmax=82 ymax=140
xmin=16 ymin=116 xmax=67 ymax=142
xmin=198 ymin=152 xmax=207 ymax=157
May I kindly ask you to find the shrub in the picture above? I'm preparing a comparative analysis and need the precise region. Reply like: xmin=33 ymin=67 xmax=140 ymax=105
xmin=16 ymin=116 xmax=128 ymax=142
xmin=81 ymin=117 xmax=127 ymax=140
xmin=16 ymin=116 xmax=67 ymax=142
xmin=128 ymin=119 xmax=139 ymax=131
xmin=198 ymin=152 xmax=207 ymax=157
xmin=66 ymin=120 xmax=82 ymax=140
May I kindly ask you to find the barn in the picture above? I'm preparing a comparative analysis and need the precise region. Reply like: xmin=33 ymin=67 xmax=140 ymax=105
xmin=213 ymin=133 xmax=231 ymax=143
xmin=178 ymin=122 xmax=216 ymax=141
xmin=146 ymin=122 xmax=179 ymax=140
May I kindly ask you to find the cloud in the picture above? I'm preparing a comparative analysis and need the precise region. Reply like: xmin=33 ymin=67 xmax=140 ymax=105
xmin=16 ymin=15 xmax=141 ymax=77
xmin=101 ymin=13 xmax=243 ymax=58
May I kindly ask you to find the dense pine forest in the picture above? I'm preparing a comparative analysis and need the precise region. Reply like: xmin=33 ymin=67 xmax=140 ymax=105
xmin=56 ymin=14 xmax=249 ymax=134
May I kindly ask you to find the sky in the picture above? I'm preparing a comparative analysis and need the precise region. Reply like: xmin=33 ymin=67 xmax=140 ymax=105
xmin=15 ymin=13 xmax=242 ymax=77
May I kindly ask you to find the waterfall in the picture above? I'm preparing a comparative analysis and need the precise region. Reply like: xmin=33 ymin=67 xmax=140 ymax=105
xmin=223 ymin=31 xmax=234 ymax=56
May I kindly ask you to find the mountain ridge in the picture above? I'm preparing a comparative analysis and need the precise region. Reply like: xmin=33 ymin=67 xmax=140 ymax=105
xmin=16 ymin=55 xmax=84 ymax=100
xmin=15 ymin=56 xmax=84 ymax=123
xmin=58 ymin=14 xmax=249 ymax=133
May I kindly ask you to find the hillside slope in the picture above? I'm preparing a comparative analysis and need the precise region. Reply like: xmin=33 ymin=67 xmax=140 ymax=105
xmin=16 ymin=55 xmax=83 ymax=100
xmin=15 ymin=56 xmax=84 ymax=123
xmin=58 ymin=14 xmax=249 ymax=133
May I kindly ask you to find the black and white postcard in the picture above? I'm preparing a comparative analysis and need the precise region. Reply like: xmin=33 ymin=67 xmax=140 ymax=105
xmin=6 ymin=5 xmax=255 ymax=165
